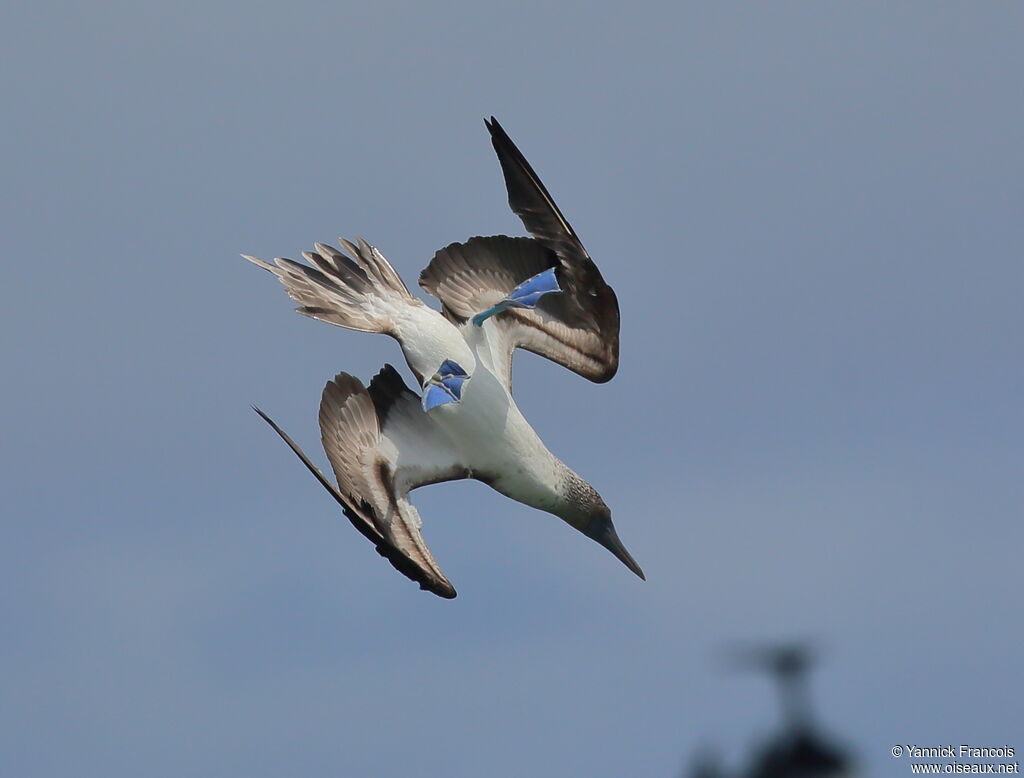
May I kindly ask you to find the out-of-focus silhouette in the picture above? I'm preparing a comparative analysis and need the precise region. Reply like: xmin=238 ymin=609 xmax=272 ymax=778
xmin=685 ymin=642 xmax=858 ymax=778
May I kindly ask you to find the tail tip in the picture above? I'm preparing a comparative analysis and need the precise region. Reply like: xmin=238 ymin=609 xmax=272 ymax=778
xmin=241 ymin=253 xmax=275 ymax=272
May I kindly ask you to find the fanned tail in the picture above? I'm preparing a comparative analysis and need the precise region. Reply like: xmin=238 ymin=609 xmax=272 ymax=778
xmin=243 ymin=238 xmax=414 ymax=335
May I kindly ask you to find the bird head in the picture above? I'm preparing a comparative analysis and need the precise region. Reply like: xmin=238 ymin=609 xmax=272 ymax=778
xmin=560 ymin=475 xmax=645 ymax=581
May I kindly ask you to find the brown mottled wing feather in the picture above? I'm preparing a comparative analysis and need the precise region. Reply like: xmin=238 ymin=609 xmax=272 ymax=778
xmin=420 ymin=118 xmax=618 ymax=383
xmin=254 ymin=365 xmax=467 ymax=599
xmin=420 ymin=236 xmax=549 ymax=322
xmin=421 ymin=236 xmax=617 ymax=385
xmin=484 ymin=117 xmax=619 ymax=381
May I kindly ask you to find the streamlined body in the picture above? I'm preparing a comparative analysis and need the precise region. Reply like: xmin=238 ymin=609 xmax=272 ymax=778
xmin=245 ymin=118 xmax=642 ymax=598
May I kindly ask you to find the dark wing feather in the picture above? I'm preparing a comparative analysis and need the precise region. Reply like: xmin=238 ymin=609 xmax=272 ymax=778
xmin=485 ymin=116 xmax=585 ymax=261
xmin=485 ymin=117 xmax=619 ymax=381
xmin=254 ymin=366 xmax=467 ymax=599
xmin=420 ymin=119 xmax=618 ymax=383
xmin=253 ymin=404 xmax=449 ymax=594
xmin=421 ymin=236 xmax=617 ymax=385
xmin=419 ymin=118 xmax=618 ymax=382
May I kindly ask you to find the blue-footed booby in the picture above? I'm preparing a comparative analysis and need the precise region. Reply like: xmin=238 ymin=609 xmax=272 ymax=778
xmin=244 ymin=118 xmax=642 ymax=598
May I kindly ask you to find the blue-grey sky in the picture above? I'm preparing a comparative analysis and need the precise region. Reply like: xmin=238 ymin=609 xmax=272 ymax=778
xmin=3 ymin=2 xmax=1021 ymax=776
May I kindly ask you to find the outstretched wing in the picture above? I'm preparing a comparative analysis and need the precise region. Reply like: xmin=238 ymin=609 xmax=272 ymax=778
xmin=255 ymin=365 xmax=468 ymax=599
xmin=419 ymin=118 xmax=619 ymax=385
xmin=421 ymin=236 xmax=613 ymax=387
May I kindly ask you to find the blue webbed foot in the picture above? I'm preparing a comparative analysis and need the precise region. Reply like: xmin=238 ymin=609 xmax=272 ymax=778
xmin=422 ymin=359 xmax=470 ymax=411
xmin=472 ymin=267 xmax=561 ymax=326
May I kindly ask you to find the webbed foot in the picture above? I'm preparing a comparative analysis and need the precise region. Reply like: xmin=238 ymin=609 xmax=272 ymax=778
xmin=472 ymin=267 xmax=561 ymax=326
xmin=422 ymin=359 xmax=470 ymax=411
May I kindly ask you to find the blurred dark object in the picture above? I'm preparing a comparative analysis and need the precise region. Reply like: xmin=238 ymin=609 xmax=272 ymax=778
xmin=745 ymin=728 xmax=848 ymax=778
xmin=685 ymin=642 xmax=857 ymax=778
xmin=724 ymin=643 xmax=818 ymax=732
xmin=688 ymin=747 xmax=728 ymax=778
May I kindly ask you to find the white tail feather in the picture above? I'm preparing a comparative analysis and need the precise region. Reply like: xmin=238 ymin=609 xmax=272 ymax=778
xmin=243 ymin=239 xmax=414 ymax=334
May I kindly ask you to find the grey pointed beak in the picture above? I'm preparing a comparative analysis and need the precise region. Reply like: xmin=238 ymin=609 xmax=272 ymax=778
xmin=584 ymin=517 xmax=646 ymax=580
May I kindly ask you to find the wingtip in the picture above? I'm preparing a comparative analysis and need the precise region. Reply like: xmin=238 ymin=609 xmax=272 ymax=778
xmin=486 ymin=116 xmax=510 ymax=142
xmin=430 ymin=583 xmax=458 ymax=599
xmin=251 ymin=405 xmax=278 ymax=428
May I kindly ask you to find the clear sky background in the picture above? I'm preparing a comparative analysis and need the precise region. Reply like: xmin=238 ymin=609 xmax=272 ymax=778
xmin=2 ymin=2 xmax=1021 ymax=776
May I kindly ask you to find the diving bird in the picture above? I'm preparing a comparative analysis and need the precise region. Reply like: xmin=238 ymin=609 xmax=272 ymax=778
xmin=244 ymin=118 xmax=642 ymax=598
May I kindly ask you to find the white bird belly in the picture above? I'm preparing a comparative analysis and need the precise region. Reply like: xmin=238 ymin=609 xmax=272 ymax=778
xmin=393 ymin=304 xmax=476 ymax=384
xmin=428 ymin=336 xmax=564 ymax=513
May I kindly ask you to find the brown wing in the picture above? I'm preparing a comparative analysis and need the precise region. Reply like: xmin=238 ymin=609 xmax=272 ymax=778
xmin=421 ymin=236 xmax=618 ymax=386
xmin=254 ymin=365 xmax=468 ymax=599
xmin=482 ymin=117 xmax=619 ymax=382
